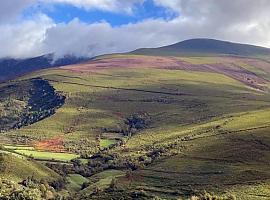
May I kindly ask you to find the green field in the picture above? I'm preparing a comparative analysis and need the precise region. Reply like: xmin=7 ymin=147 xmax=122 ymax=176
xmin=14 ymin=149 xmax=79 ymax=162
xmin=100 ymin=139 xmax=118 ymax=148
xmin=4 ymin=145 xmax=35 ymax=150
xmin=67 ymin=174 xmax=89 ymax=191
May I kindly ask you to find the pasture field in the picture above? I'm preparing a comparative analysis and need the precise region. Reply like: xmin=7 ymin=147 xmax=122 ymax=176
xmin=3 ymin=145 xmax=35 ymax=150
xmin=100 ymin=139 xmax=118 ymax=148
xmin=1 ymin=144 xmax=79 ymax=162
xmin=14 ymin=149 xmax=79 ymax=162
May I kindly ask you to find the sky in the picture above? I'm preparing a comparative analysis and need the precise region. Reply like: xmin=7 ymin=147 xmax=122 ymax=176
xmin=1 ymin=0 xmax=270 ymax=59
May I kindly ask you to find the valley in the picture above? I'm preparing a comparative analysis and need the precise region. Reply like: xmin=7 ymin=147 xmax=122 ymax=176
xmin=1 ymin=49 xmax=270 ymax=199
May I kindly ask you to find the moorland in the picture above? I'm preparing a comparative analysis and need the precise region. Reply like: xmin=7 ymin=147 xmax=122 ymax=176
xmin=1 ymin=39 xmax=270 ymax=199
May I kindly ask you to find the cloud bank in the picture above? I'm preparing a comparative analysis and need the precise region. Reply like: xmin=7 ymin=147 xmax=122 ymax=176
xmin=1 ymin=0 xmax=270 ymax=59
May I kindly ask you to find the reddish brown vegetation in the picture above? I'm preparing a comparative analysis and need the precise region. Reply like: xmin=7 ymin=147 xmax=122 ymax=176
xmin=114 ymin=111 xmax=124 ymax=118
xmin=61 ymin=55 xmax=270 ymax=91
xmin=61 ymin=56 xmax=188 ymax=72
xmin=34 ymin=136 xmax=65 ymax=152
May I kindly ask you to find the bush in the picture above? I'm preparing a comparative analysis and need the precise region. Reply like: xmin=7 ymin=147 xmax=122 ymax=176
xmin=187 ymin=191 xmax=237 ymax=200
xmin=124 ymin=112 xmax=151 ymax=137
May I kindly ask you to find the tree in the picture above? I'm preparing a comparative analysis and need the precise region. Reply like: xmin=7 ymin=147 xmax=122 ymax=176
xmin=124 ymin=112 xmax=151 ymax=137
xmin=109 ymin=178 xmax=117 ymax=190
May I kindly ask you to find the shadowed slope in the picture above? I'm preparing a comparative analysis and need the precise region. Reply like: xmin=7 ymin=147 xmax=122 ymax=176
xmin=0 ymin=54 xmax=86 ymax=82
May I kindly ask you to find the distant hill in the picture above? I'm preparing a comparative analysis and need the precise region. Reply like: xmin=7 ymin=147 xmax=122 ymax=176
xmin=2 ymin=39 xmax=270 ymax=83
xmin=0 ymin=54 xmax=87 ymax=82
xmin=131 ymin=38 xmax=270 ymax=57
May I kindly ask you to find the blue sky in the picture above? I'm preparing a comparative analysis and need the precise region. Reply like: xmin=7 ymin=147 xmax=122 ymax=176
xmin=0 ymin=0 xmax=269 ymax=58
xmin=23 ymin=0 xmax=178 ymax=26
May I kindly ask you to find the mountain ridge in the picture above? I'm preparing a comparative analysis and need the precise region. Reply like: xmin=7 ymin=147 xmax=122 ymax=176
xmin=131 ymin=38 xmax=270 ymax=57
xmin=1 ymin=38 xmax=270 ymax=84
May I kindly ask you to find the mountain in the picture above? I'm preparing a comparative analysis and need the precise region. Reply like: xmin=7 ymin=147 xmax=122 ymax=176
xmin=0 ymin=54 xmax=87 ymax=82
xmin=131 ymin=38 xmax=270 ymax=57
xmin=2 ymin=39 xmax=270 ymax=199
xmin=2 ymin=39 xmax=270 ymax=83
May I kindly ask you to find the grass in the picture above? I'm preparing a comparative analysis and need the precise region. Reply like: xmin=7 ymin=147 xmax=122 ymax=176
xmin=6 ymin=66 xmax=257 ymax=157
xmin=67 ymin=174 xmax=89 ymax=191
xmin=2 ymin=55 xmax=270 ymax=199
xmin=100 ymin=139 xmax=118 ymax=148
xmin=178 ymin=56 xmax=220 ymax=64
xmin=0 ymin=153 xmax=60 ymax=182
xmin=14 ymin=149 xmax=79 ymax=162
xmin=125 ymin=109 xmax=270 ymax=199
xmin=4 ymin=145 xmax=35 ymax=150
xmin=80 ymin=170 xmax=125 ymax=195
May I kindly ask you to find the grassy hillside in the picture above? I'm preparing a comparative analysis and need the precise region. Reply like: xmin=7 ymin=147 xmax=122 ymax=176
xmin=0 ymin=153 xmax=69 ymax=199
xmin=125 ymin=109 xmax=270 ymax=199
xmin=0 ymin=153 xmax=60 ymax=181
xmin=1 ymin=54 xmax=270 ymax=199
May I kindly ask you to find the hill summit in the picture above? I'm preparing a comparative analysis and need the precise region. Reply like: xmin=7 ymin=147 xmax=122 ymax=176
xmin=132 ymin=38 xmax=270 ymax=57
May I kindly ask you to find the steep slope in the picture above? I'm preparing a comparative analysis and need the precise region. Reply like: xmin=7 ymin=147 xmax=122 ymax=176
xmin=132 ymin=38 xmax=270 ymax=57
xmin=0 ymin=153 xmax=60 ymax=181
xmin=0 ymin=78 xmax=65 ymax=132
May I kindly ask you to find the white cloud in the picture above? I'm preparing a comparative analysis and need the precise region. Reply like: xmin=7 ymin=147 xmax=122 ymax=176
xmin=42 ymin=13 xmax=270 ymax=59
xmin=0 ymin=0 xmax=270 ymax=59
xmin=0 ymin=14 xmax=54 ymax=58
